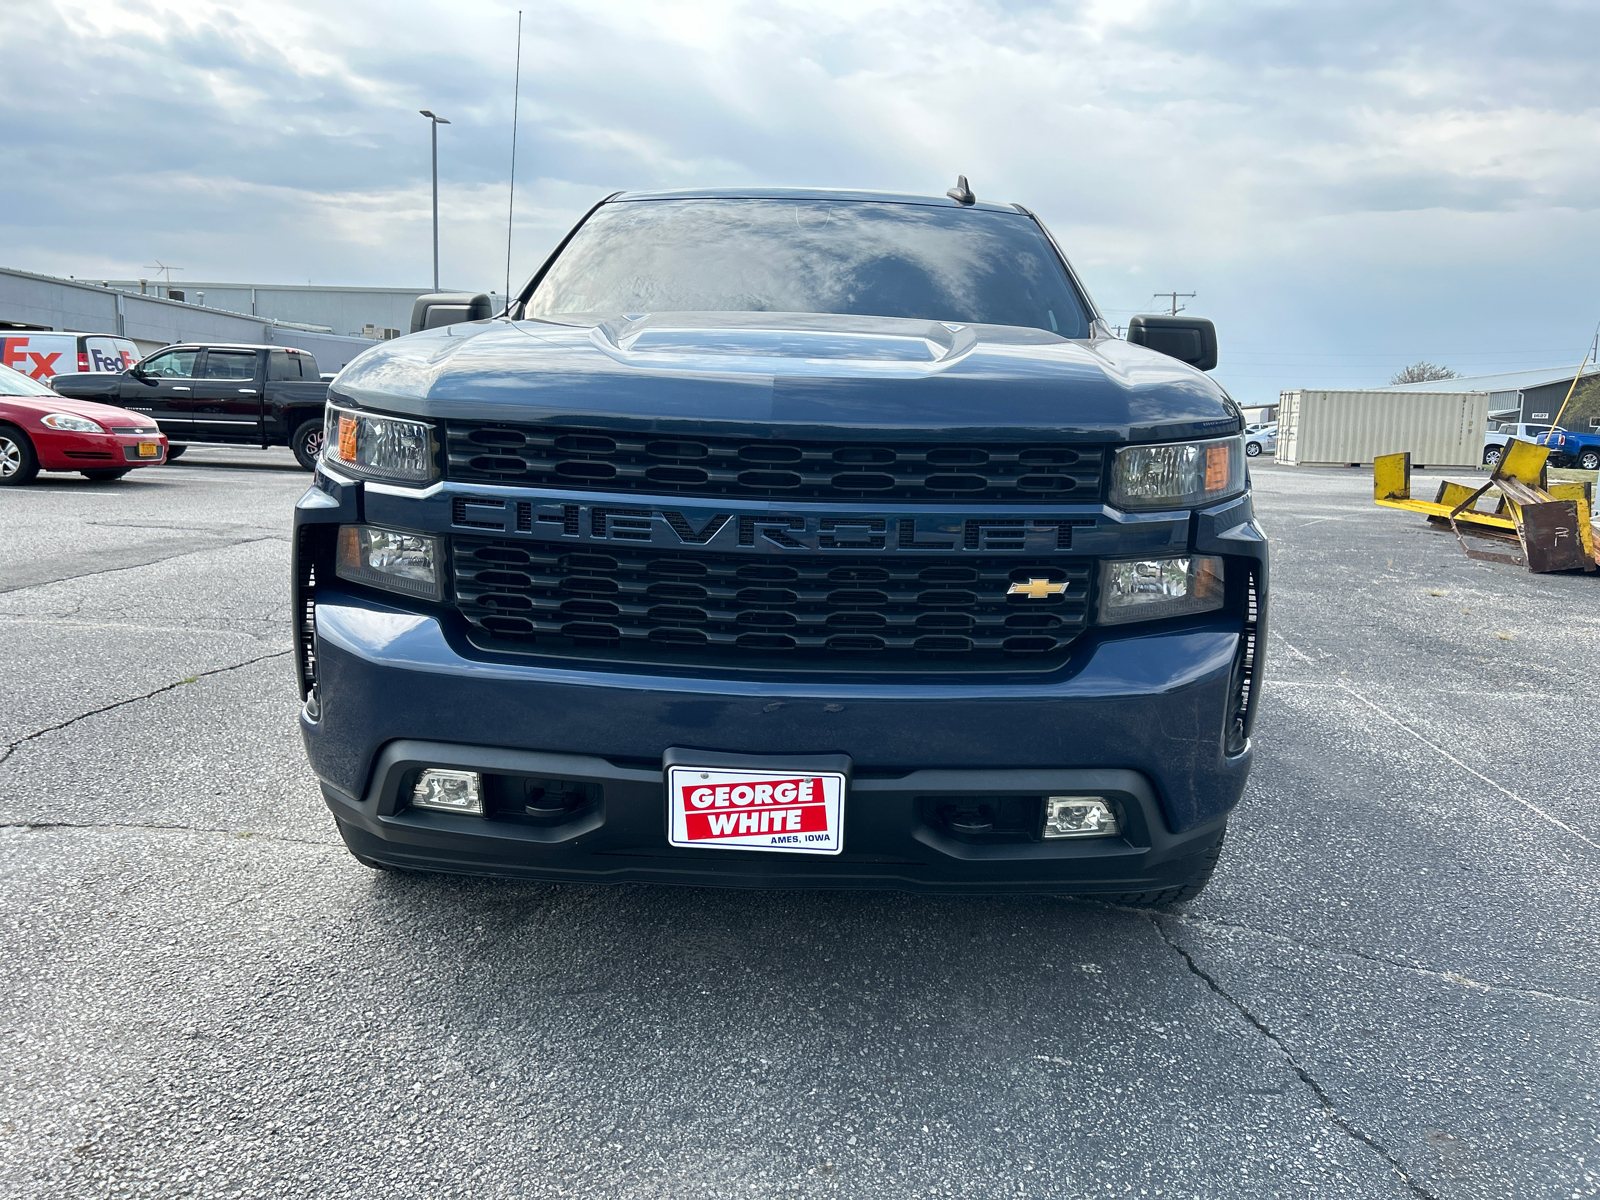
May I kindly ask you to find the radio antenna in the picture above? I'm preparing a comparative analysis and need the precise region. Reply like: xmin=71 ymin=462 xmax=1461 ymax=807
xmin=504 ymin=9 xmax=523 ymax=317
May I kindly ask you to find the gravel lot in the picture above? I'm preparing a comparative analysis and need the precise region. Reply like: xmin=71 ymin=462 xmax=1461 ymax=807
xmin=2 ymin=447 xmax=1596 ymax=1199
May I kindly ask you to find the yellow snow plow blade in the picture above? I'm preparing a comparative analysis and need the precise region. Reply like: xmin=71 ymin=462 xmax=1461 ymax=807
xmin=1373 ymin=448 xmax=1596 ymax=572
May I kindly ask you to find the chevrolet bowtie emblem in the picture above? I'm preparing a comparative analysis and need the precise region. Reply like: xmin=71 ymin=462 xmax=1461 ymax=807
xmin=1007 ymin=577 xmax=1066 ymax=599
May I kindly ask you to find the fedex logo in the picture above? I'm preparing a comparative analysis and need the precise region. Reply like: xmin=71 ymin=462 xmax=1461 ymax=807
xmin=89 ymin=346 xmax=134 ymax=373
xmin=0 ymin=338 xmax=134 ymax=379
xmin=0 ymin=338 xmax=61 ymax=380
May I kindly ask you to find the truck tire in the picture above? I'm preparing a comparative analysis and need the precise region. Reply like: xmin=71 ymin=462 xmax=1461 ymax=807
xmin=0 ymin=424 xmax=40 ymax=486
xmin=81 ymin=469 xmax=132 ymax=481
xmin=1094 ymin=827 xmax=1227 ymax=909
xmin=1483 ymin=445 xmax=1502 ymax=467
xmin=165 ymin=445 xmax=187 ymax=462
xmin=291 ymin=418 xmax=324 ymax=471
xmin=1580 ymin=449 xmax=1600 ymax=471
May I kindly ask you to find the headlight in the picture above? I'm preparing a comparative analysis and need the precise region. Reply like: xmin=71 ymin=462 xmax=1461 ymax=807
xmin=335 ymin=525 xmax=443 ymax=601
xmin=1097 ymin=555 xmax=1225 ymax=625
xmin=41 ymin=413 xmax=105 ymax=433
xmin=1110 ymin=436 xmax=1245 ymax=510
xmin=322 ymin=403 xmax=437 ymax=484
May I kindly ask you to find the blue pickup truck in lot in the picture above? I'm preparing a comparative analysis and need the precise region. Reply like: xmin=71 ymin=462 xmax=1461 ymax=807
xmin=293 ymin=186 xmax=1268 ymax=904
xmin=1540 ymin=427 xmax=1600 ymax=472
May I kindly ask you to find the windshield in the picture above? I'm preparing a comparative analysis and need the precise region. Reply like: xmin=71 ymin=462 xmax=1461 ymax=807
xmin=527 ymin=199 xmax=1090 ymax=336
xmin=0 ymin=361 xmax=58 ymax=396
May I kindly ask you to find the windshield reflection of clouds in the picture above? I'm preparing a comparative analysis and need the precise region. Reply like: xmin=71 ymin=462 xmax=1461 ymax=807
xmin=531 ymin=200 xmax=1088 ymax=336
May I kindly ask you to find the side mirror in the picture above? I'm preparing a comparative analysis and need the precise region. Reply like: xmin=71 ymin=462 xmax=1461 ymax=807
xmin=1127 ymin=315 xmax=1218 ymax=372
xmin=409 ymin=292 xmax=494 ymax=334
xmin=129 ymin=365 xmax=152 ymax=383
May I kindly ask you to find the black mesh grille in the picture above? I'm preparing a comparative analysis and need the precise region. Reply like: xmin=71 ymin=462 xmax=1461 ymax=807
xmin=451 ymin=535 xmax=1092 ymax=666
xmin=445 ymin=423 xmax=1105 ymax=503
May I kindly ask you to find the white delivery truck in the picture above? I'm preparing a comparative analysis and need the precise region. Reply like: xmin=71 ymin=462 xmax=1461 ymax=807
xmin=0 ymin=331 xmax=142 ymax=381
xmin=1277 ymin=389 xmax=1489 ymax=468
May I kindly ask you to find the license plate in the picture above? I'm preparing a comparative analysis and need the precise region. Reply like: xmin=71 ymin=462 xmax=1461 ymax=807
xmin=666 ymin=764 xmax=846 ymax=855
xmin=138 ymin=441 xmax=159 ymax=458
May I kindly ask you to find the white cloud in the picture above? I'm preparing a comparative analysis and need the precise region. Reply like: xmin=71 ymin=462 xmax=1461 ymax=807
xmin=2 ymin=0 xmax=1598 ymax=401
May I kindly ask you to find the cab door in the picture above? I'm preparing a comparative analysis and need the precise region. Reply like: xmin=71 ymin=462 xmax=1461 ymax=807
xmin=120 ymin=347 xmax=201 ymax=437
xmin=185 ymin=349 xmax=264 ymax=441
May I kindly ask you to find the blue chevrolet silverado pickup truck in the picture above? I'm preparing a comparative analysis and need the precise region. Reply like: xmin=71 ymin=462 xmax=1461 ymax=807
xmin=294 ymin=186 xmax=1268 ymax=903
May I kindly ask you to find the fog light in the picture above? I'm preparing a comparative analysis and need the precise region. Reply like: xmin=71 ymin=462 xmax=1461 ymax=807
xmin=1043 ymin=796 xmax=1120 ymax=839
xmin=411 ymin=769 xmax=483 ymax=815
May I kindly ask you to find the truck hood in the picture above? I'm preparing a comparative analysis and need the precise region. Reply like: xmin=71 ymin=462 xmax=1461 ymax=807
xmin=333 ymin=312 xmax=1241 ymax=443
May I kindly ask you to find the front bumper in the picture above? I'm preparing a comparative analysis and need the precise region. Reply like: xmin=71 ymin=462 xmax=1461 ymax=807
xmin=327 ymin=739 xmax=1229 ymax=894
xmin=33 ymin=428 xmax=166 ymax=471
xmin=295 ymin=470 xmax=1266 ymax=893
xmin=303 ymin=588 xmax=1253 ymax=892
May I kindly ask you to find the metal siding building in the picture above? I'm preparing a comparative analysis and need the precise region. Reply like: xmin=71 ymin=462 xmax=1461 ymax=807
xmin=0 ymin=267 xmax=382 ymax=374
xmin=92 ymin=280 xmax=511 ymax=338
xmin=1378 ymin=365 xmax=1600 ymax=425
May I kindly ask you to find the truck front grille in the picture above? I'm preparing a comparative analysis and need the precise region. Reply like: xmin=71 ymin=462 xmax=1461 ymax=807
xmin=451 ymin=535 xmax=1092 ymax=668
xmin=444 ymin=423 xmax=1105 ymax=503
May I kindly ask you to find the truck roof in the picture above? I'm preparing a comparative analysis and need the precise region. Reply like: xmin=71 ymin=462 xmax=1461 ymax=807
xmin=608 ymin=186 xmax=1026 ymax=215
xmin=154 ymin=343 xmax=305 ymax=352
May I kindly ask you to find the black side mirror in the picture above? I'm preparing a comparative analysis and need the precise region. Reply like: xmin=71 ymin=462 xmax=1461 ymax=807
xmin=1127 ymin=315 xmax=1218 ymax=372
xmin=129 ymin=365 xmax=153 ymax=383
xmin=409 ymin=292 xmax=494 ymax=334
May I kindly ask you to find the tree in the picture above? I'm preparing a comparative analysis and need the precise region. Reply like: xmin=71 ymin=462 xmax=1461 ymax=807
xmin=1389 ymin=362 xmax=1459 ymax=385
xmin=1556 ymin=375 xmax=1600 ymax=431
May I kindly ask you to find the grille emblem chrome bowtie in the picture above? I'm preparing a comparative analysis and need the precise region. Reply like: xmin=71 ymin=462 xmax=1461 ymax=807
xmin=1006 ymin=578 xmax=1065 ymax=599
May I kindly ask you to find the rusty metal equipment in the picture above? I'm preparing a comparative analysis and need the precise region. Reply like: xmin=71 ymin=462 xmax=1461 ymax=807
xmin=1373 ymin=442 xmax=1597 ymax=573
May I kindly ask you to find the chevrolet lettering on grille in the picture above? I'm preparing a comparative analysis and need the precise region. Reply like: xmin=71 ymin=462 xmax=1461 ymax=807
xmin=450 ymin=497 xmax=1095 ymax=554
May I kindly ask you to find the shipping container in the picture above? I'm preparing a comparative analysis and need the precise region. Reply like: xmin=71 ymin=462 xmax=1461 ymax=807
xmin=1277 ymin=389 xmax=1489 ymax=468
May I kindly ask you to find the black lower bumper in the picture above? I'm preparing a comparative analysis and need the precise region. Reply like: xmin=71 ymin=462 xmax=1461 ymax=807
xmin=324 ymin=739 xmax=1229 ymax=895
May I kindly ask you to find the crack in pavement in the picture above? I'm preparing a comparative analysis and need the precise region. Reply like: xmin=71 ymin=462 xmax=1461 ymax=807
xmin=0 ymin=535 xmax=287 ymax=595
xmin=0 ymin=651 xmax=291 ymax=766
xmin=1272 ymin=631 xmax=1600 ymax=854
xmin=0 ymin=820 xmax=336 ymax=849
xmin=1171 ymin=912 xmax=1597 ymax=1008
xmin=1153 ymin=916 xmax=1441 ymax=1200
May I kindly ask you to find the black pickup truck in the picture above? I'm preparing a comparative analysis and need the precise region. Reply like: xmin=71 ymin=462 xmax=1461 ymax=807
xmin=51 ymin=343 xmax=330 ymax=469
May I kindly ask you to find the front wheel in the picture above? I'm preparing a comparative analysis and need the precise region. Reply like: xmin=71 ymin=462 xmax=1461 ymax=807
xmin=290 ymin=418 xmax=324 ymax=471
xmin=1244 ymin=442 xmax=1262 ymax=458
xmin=82 ymin=468 xmax=132 ymax=481
xmin=1483 ymin=446 xmax=1503 ymax=467
xmin=0 ymin=425 xmax=40 ymax=485
xmin=1580 ymin=449 xmax=1600 ymax=471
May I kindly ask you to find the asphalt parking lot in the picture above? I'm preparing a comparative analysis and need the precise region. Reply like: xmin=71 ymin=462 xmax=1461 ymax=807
xmin=1 ymin=449 xmax=1596 ymax=1200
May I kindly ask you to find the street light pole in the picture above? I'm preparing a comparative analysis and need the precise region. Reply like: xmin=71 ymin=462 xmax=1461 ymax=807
xmin=419 ymin=110 xmax=452 ymax=291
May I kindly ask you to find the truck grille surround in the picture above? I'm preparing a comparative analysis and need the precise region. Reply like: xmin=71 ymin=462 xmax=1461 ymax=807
xmin=451 ymin=535 xmax=1093 ymax=668
xmin=445 ymin=422 xmax=1106 ymax=503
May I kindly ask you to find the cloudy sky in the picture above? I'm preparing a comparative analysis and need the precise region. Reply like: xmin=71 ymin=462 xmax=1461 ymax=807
xmin=3 ymin=0 xmax=1598 ymax=404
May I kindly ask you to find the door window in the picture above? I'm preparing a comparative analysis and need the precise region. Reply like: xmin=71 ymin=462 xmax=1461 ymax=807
xmin=268 ymin=350 xmax=306 ymax=380
xmin=201 ymin=350 xmax=258 ymax=380
xmin=140 ymin=350 xmax=200 ymax=378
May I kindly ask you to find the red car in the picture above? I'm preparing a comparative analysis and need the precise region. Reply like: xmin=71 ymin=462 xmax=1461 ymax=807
xmin=0 ymin=361 xmax=168 ymax=485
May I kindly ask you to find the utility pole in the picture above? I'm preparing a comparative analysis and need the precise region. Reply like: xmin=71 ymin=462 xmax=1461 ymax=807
xmin=419 ymin=110 xmax=452 ymax=291
xmin=1152 ymin=291 xmax=1195 ymax=315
